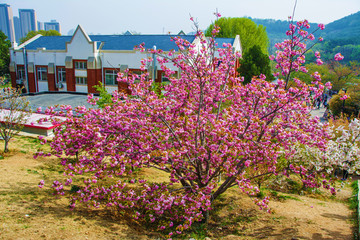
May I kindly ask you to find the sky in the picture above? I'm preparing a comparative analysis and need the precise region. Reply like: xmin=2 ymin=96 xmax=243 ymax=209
xmin=2 ymin=0 xmax=360 ymax=35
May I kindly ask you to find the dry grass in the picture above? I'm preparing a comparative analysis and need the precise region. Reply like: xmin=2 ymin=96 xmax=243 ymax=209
xmin=0 ymin=135 xmax=357 ymax=239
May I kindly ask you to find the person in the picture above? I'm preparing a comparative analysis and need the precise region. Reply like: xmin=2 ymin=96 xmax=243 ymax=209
xmin=316 ymin=97 xmax=321 ymax=109
xmin=341 ymin=169 xmax=348 ymax=181
xmin=323 ymin=107 xmax=330 ymax=120
xmin=323 ymin=94 xmax=328 ymax=108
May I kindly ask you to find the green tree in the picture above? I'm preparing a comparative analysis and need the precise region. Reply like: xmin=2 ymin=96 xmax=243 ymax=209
xmin=238 ymin=45 xmax=274 ymax=84
xmin=329 ymin=88 xmax=360 ymax=117
xmin=0 ymin=31 xmax=11 ymax=77
xmin=205 ymin=17 xmax=269 ymax=54
xmin=20 ymin=30 xmax=61 ymax=44
xmin=292 ymin=62 xmax=360 ymax=91
xmin=327 ymin=61 xmax=360 ymax=91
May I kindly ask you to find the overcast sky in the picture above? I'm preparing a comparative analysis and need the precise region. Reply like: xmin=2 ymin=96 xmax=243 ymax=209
xmin=2 ymin=0 xmax=360 ymax=35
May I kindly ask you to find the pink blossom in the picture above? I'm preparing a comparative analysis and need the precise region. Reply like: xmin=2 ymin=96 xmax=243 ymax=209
xmin=318 ymin=23 xmax=325 ymax=30
xmin=325 ymin=82 xmax=332 ymax=89
xmin=214 ymin=12 xmax=221 ymax=18
xmin=340 ymin=95 xmax=348 ymax=100
xmin=316 ymin=59 xmax=323 ymax=65
xmin=308 ymin=34 xmax=315 ymax=40
xmin=38 ymin=180 xmax=45 ymax=188
xmin=334 ymin=53 xmax=344 ymax=61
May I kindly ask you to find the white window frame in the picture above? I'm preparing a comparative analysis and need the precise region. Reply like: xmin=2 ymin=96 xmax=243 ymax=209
xmin=75 ymin=77 xmax=87 ymax=85
xmin=58 ymin=67 xmax=66 ymax=82
xmin=37 ymin=67 xmax=48 ymax=81
xmin=105 ymin=70 xmax=118 ymax=85
xmin=74 ymin=61 xmax=87 ymax=70
xmin=17 ymin=66 xmax=25 ymax=80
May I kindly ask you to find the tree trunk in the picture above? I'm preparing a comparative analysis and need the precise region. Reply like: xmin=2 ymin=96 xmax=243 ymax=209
xmin=200 ymin=209 xmax=209 ymax=224
xmin=4 ymin=140 xmax=9 ymax=153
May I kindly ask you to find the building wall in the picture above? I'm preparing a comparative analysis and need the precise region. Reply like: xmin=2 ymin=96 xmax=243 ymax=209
xmin=102 ymin=51 xmax=144 ymax=69
xmin=26 ymin=51 xmax=67 ymax=66
xmin=67 ymin=33 xmax=95 ymax=60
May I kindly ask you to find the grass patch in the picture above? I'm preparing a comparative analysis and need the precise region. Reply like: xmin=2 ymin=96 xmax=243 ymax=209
xmin=348 ymin=180 xmax=359 ymax=240
xmin=189 ymin=223 xmax=207 ymax=240
xmin=27 ymin=169 xmax=39 ymax=175
xmin=349 ymin=180 xmax=358 ymax=210
xmin=269 ymin=190 xmax=301 ymax=202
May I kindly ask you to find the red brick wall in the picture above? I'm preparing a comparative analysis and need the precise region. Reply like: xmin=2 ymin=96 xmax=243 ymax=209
xmin=48 ymin=73 xmax=56 ymax=91
xmin=155 ymin=70 xmax=162 ymax=84
xmin=87 ymin=69 xmax=102 ymax=94
xmin=10 ymin=71 xmax=16 ymax=88
xmin=27 ymin=72 xmax=36 ymax=93
xmin=66 ymin=68 xmax=75 ymax=92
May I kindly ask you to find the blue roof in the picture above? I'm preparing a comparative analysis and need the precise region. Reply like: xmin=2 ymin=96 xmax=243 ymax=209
xmin=214 ymin=38 xmax=235 ymax=48
xmin=23 ymin=35 xmax=234 ymax=51
xmin=25 ymin=36 xmax=71 ymax=50
xmin=90 ymin=35 xmax=196 ymax=51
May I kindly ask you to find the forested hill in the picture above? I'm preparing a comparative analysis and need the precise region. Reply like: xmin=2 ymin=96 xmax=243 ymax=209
xmin=250 ymin=11 xmax=360 ymax=61
xmin=323 ymin=11 xmax=360 ymax=41
xmin=250 ymin=11 xmax=360 ymax=44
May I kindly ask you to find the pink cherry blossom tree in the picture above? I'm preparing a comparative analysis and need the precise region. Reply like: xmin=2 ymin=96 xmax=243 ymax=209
xmin=37 ymin=16 xmax=332 ymax=236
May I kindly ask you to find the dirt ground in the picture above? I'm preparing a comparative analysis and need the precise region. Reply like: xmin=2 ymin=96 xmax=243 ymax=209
xmin=0 ymin=136 xmax=357 ymax=240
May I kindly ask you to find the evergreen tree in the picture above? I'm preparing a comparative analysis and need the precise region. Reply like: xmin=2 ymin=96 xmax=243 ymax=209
xmin=238 ymin=45 xmax=274 ymax=84
xmin=0 ymin=31 xmax=11 ymax=77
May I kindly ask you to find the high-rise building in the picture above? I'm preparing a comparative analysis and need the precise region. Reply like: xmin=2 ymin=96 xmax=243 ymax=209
xmin=37 ymin=21 xmax=44 ymax=31
xmin=13 ymin=16 xmax=21 ymax=43
xmin=44 ymin=20 xmax=60 ymax=33
xmin=19 ymin=9 xmax=37 ymax=39
xmin=0 ymin=4 xmax=15 ymax=43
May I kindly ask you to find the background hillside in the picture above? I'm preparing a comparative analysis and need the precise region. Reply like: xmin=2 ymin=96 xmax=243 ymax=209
xmin=250 ymin=11 xmax=360 ymax=62
xmin=323 ymin=11 xmax=360 ymax=40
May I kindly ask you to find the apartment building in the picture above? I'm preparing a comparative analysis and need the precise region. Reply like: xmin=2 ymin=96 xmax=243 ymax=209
xmin=44 ymin=20 xmax=60 ymax=33
xmin=19 ymin=9 xmax=37 ymax=39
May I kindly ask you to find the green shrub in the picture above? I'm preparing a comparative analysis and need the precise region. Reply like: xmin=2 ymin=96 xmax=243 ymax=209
xmin=329 ymin=89 xmax=360 ymax=117
xmin=93 ymin=83 xmax=113 ymax=108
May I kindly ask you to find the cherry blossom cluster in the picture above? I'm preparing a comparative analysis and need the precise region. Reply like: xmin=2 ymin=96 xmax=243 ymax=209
xmin=270 ymin=18 xmax=332 ymax=94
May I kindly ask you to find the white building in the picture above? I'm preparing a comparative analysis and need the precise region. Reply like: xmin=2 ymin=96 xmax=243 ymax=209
xmin=9 ymin=25 xmax=241 ymax=94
